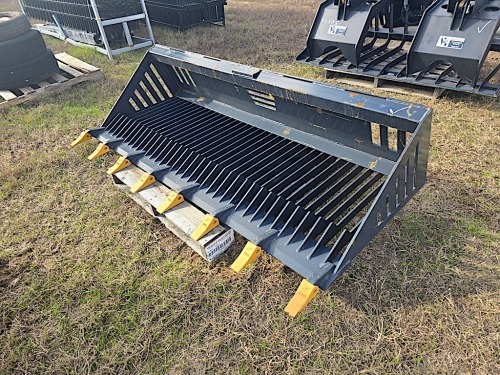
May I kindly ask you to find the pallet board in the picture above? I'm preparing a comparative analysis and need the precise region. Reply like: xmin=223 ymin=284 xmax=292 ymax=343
xmin=112 ymin=165 xmax=235 ymax=262
xmin=0 ymin=53 xmax=103 ymax=110
xmin=326 ymin=70 xmax=446 ymax=99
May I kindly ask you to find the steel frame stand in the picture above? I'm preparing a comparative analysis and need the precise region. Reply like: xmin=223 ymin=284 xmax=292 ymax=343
xmin=23 ymin=0 xmax=155 ymax=60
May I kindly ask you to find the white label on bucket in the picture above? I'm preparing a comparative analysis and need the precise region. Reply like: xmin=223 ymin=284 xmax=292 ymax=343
xmin=436 ymin=36 xmax=465 ymax=49
xmin=327 ymin=25 xmax=348 ymax=36
xmin=205 ymin=229 xmax=235 ymax=261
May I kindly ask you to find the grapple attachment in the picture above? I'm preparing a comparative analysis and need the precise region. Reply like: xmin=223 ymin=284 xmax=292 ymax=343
xmin=298 ymin=0 xmax=500 ymax=96
xmin=297 ymin=0 xmax=393 ymax=66
xmin=407 ymin=0 xmax=500 ymax=84
xmin=77 ymin=45 xmax=432 ymax=291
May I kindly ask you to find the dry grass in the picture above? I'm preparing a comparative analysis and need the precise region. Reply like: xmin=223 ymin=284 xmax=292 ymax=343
xmin=1 ymin=0 xmax=499 ymax=374
xmin=0 ymin=0 xmax=17 ymax=12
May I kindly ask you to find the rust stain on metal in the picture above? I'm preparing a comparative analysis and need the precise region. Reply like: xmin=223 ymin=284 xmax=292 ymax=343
xmin=283 ymin=129 xmax=290 ymax=136
xmin=355 ymin=102 xmax=365 ymax=108
xmin=316 ymin=107 xmax=323 ymax=114
xmin=293 ymin=89 xmax=307 ymax=95
xmin=370 ymin=161 xmax=378 ymax=169
xmin=350 ymin=92 xmax=358 ymax=97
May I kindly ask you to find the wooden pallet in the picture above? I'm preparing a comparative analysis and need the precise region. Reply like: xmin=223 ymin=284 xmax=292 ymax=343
xmin=325 ymin=70 xmax=446 ymax=99
xmin=112 ymin=165 xmax=235 ymax=262
xmin=0 ymin=53 xmax=103 ymax=110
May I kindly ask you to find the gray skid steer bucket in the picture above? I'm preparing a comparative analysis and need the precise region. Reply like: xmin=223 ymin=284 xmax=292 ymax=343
xmin=73 ymin=45 xmax=432 ymax=315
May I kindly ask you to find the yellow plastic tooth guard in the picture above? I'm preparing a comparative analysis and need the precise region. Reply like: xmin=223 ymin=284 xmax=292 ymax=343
xmin=107 ymin=157 xmax=131 ymax=175
xmin=191 ymin=214 xmax=219 ymax=241
xmin=157 ymin=191 xmax=184 ymax=214
xmin=71 ymin=131 xmax=92 ymax=147
xmin=230 ymin=242 xmax=263 ymax=273
xmin=284 ymin=279 xmax=319 ymax=317
xmin=130 ymin=173 xmax=156 ymax=193
xmin=88 ymin=143 xmax=110 ymax=160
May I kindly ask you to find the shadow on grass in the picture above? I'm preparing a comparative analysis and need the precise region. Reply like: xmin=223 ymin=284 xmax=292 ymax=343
xmin=329 ymin=179 xmax=499 ymax=314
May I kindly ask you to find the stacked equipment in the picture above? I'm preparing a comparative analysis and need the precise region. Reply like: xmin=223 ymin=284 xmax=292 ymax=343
xmin=144 ymin=0 xmax=226 ymax=29
xmin=19 ymin=0 xmax=155 ymax=59
xmin=20 ymin=0 xmax=145 ymax=44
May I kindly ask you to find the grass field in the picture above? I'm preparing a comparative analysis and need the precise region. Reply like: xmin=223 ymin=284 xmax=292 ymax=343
xmin=1 ymin=0 xmax=499 ymax=373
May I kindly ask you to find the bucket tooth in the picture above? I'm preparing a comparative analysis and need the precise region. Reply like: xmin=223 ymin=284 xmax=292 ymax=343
xmin=130 ymin=173 xmax=156 ymax=193
xmin=88 ymin=143 xmax=110 ymax=160
xmin=107 ymin=157 xmax=131 ymax=175
xmin=191 ymin=214 xmax=219 ymax=241
xmin=157 ymin=191 xmax=184 ymax=214
xmin=71 ymin=131 xmax=92 ymax=147
xmin=285 ymin=280 xmax=319 ymax=317
xmin=230 ymin=242 xmax=263 ymax=273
